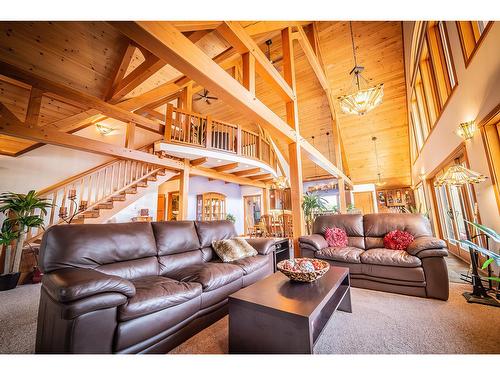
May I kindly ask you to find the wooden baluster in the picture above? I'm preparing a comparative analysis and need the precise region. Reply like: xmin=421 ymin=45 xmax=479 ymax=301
xmin=87 ymin=174 xmax=94 ymax=205
xmin=165 ymin=103 xmax=173 ymax=142
xmin=206 ymin=115 xmax=212 ymax=149
xmin=186 ymin=114 xmax=191 ymax=144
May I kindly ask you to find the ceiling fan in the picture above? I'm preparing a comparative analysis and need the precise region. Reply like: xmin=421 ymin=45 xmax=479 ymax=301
xmin=194 ymin=89 xmax=218 ymax=105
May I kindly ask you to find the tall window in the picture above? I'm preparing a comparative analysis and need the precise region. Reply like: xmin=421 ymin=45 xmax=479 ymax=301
xmin=414 ymin=182 xmax=428 ymax=214
xmin=457 ymin=21 xmax=492 ymax=67
xmin=409 ymin=21 xmax=457 ymax=154
xmin=481 ymin=109 xmax=500 ymax=213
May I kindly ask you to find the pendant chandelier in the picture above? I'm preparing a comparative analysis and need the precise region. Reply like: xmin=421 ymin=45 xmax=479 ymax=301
xmin=434 ymin=159 xmax=487 ymax=186
xmin=338 ymin=22 xmax=384 ymax=116
xmin=372 ymin=136 xmax=386 ymax=187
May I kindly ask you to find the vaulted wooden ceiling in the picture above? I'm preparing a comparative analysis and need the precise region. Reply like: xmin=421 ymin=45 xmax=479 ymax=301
xmin=0 ymin=21 xmax=409 ymax=186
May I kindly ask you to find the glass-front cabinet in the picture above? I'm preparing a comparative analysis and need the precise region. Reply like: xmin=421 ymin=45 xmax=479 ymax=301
xmin=196 ymin=192 xmax=226 ymax=221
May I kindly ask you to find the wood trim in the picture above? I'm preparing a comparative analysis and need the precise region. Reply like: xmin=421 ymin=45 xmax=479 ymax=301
xmin=214 ymin=162 xmax=239 ymax=172
xmin=190 ymin=166 xmax=266 ymax=188
xmin=232 ymin=167 xmax=260 ymax=177
xmin=178 ymin=159 xmax=190 ymax=220
xmin=190 ymin=157 xmax=208 ymax=166
xmin=125 ymin=122 xmax=136 ymax=148
xmin=456 ymin=21 xmax=494 ymax=68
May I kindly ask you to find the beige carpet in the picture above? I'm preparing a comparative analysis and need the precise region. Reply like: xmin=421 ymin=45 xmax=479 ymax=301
xmin=1 ymin=282 xmax=499 ymax=354
xmin=170 ymin=283 xmax=500 ymax=354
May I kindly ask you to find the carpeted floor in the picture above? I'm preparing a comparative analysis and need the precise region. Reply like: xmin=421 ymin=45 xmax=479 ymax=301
xmin=1 ymin=255 xmax=498 ymax=354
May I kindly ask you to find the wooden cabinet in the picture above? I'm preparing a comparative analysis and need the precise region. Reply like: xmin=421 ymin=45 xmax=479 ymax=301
xmin=270 ymin=188 xmax=291 ymax=210
xmin=376 ymin=187 xmax=414 ymax=212
xmin=196 ymin=192 xmax=226 ymax=221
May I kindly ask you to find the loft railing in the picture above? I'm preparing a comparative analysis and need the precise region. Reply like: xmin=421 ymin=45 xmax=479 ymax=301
xmin=165 ymin=104 xmax=278 ymax=171
xmin=25 ymin=144 xmax=162 ymax=243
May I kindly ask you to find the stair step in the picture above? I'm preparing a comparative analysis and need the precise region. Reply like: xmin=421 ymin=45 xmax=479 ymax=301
xmin=111 ymin=194 xmax=127 ymax=201
xmin=125 ymin=188 xmax=137 ymax=194
xmin=97 ymin=202 xmax=114 ymax=209
xmin=79 ymin=210 xmax=100 ymax=219
xmin=147 ymin=176 xmax=157 ymax=181
xmin=156 ymin=170 xmax=166 ymax=176
xmin=136 ymin=181 xmax=148 ymax=187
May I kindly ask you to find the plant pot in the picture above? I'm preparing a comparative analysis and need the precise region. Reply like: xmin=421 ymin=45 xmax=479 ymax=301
xmin=0 ymin=272 xmax=21 ymax=291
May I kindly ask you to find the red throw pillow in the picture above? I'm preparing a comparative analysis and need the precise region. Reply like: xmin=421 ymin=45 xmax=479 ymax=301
xmin=324 ymin=227 xmax=348 ymax=248
xmin=383 ymin=230 xmax=415 ymax=250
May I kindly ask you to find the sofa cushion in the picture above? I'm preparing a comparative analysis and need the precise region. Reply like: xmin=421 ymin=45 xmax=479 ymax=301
xmin=166 ymin=262 xmax=243 ymax=291
xmin=360 ymin=248 xmax=422 ymax=268
xmin=383 ymin=230 xmax=415 ymax=250
xmin=212 ymin=237 xmax=257 ymax=262
xmin=316 ymin=247 xmax=364 ymax=264
xmin=313 ymin=214 xmax=365 ymax=249
xmin=118 ymin=276 xmax=202 ymax=321
xmin=226 ymin=255 xmax=270 ymax=275
xmin=195 ymin=220 xmax=237 ymax=248
xmin=151 ymin=221 xmax=201 ymax=256
xmin=325 ymin=227 xmax=348 ymax=247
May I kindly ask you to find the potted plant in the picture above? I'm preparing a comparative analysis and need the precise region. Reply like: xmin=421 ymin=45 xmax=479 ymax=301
xmin=226 ymin=213 xmax=236 ymax=224
xmin=302 ymin=192 xmax=328 ymax=235
xmin=0 ymin=190 xmax=52 ymax=290
xmin=0 ymin=228 xmax=20 ymax=290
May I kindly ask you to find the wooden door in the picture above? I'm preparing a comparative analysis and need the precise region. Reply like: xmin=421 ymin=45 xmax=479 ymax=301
xmin=157 ymin=194 xmax=166 ymax=221
xmin=353 ymin=191 xmax=374 ymax=214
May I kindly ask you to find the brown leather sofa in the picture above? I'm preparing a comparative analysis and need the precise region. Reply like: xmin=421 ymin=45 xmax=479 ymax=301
xmin=299 ymin=213 xmax=449 ymax=300
xmin=35 ymin=220 xmax=275 ymax=354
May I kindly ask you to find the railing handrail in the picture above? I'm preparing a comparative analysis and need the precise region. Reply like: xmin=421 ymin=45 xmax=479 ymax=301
xmin=36 ymin=143 xmax=155 ymax=197
xmin=241 ymin=128 xmax=259 ymax=137
xmin=212 ymin=118 xmax=238 ymax=129
xmin=173 ymin=107 xmax=207 ymax=119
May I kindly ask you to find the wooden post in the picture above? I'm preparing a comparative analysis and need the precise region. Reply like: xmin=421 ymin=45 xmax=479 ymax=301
xmin=178 ymin=159 xmax=190 ymax=220
xmin=205 ymin=115 xmax=212 ymax=148
xmin=165 ymin=103 xmax=173 ymax=141
xmin=236 ymin=124 xmax=242 ymax=155
xmin=125 ymin=122 xmax=136 ymax=148
xmin=242 ymin=52 xmax=256 ymax=95
xmin=180 ymin=83 xmax=193 ymax=112
xmin=338 ymin=178 xmax=347 ymax=213
xmin=262 ymin=188 xmax=270 ymax=215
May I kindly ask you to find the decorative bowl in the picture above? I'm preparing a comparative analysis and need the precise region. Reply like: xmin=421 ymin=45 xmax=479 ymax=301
xmin=277 ymin=258 xmax=330 ymax=282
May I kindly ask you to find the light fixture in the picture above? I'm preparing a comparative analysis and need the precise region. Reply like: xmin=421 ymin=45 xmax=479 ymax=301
xmin=271 ymin=176 xmax=288 ymax=190
xmin=338 ymin=22 xmax=384 ymax=116
xmin=372 ymin=136 xmax=386 ymax=187
xmin=456 ymin=120 xmax=477 ymax=140
xmin=434 ymin=158 xmax=487 ymax=186
xmin=95 ymin=123 xmax=115 ymax=136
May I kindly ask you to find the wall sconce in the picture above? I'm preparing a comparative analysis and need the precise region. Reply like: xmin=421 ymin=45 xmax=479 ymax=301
xmin=456 ymin=120 xmax=477 ymax=140
xmin=96 ymin=123 xmax=115 ymax=136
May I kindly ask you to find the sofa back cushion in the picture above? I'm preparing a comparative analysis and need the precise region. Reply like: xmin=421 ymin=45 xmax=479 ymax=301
xmin=195 ymin=220 xmax=238 ymax=261
xmin=39 ymin=222 xmax=159 ymax=278
xmin=313 ymin=214 xmax=365 ymax=249
xmin=152 ymin=221 xmax=204 ymax=275
xmin=363 ymin=213 xmax=432 ymax=249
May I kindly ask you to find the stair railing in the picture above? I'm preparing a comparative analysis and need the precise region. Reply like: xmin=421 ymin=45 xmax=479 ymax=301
xmin=25 ymin=143 xmax=162 ymax=243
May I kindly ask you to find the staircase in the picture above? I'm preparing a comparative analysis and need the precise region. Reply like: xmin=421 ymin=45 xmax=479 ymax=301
xmin=25 ymin=144 xmax=173 ymax=245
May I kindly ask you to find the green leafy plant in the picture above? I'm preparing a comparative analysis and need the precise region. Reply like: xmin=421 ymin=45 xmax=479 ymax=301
xmin=0 ymin=190 xmax=52 ymax=274
xmin=226 ymin=213 xmax=236 ymax=224
xmin=404 ymin=204 xmax=431 ymax=219
xmin=0 ymin=229 xmax=19 ymax=276
xmin=450 ymin=220 xmax=500 ymax=283
xmin=302 ymin=192 xmax=328 ymax=234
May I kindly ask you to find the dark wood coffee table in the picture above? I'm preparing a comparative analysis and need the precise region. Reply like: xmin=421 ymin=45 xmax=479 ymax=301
xmin=228 ymin=266 xmax=351 ymax=354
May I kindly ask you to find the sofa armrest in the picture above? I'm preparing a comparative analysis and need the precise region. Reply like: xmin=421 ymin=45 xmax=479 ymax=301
xmin=407 ymin=236 xmax=448 ymax=257
xmin=43 ymin=268 xmax=136 ymax=303
xmin=298 ymin=234 xmax=328 ymax=252
xmin=244 ymin=238 xmax=276 ymax=255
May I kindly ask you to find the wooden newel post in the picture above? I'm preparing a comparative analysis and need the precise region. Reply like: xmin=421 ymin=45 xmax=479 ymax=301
xmin=165 ymin=103 xmax=174 ymax=141
xmin=205 ymin=115 xmax=212 ymax=148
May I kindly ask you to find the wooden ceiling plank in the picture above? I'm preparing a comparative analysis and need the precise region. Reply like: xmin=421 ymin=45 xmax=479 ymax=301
xmin=216 ymin=22 xmax=295 ymax=102
xmin=105 ymin=43 xmax=137 ymax=101
xmin=0 ymin=60 xmax=162 ymax=134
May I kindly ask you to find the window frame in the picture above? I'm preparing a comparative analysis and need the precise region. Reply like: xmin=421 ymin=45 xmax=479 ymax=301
xmin=456 ymin=21 xmax=493 ymax=68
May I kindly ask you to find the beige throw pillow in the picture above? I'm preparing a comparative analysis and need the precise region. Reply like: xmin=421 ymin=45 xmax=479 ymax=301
xmin=212 ymin=237 xmax=258 ymax=262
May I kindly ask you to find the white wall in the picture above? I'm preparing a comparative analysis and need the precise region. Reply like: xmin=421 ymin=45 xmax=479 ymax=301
xmin=403 ymin=22 xmax=500 ymax=247
xmin=0 ymin=119 xmax=162 ymax=194
xmin=107 ymin=191 xmax=159 ymax=223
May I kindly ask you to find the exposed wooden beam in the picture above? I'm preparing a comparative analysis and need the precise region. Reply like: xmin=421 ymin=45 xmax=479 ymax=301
xmin=216 ymin=22 xmax=295 ymax=101
xmin=105 ymin=43 xmax=136 ymax=100
xmin=243 ymin=21 xmax=311 ymax=37
xmin=0 ymin=103 xmax=182 ymax=171
xmin=179 ymin=82 xmax=193 ymax=112
xmin=117 ymin=81 xmax=182 ymax=112
xmin=249 ymin=173 xmax=271 ymax=180
xmin=170 ymin=21 xmax=222 ymax=32
xmin=25 ymin=88 xmax=44 ymax=127
xmin=190 ymin=157 xmax=208 ymax=166
xmin=46 ymin=109 xmax=103 ymax=132
xmin=191 ymin=166 xmax=266 ymax=188
xmin=232 ymin=167 xmax=260 ymax=177
xmin=296 ymin=26 xmax=330 ymax=91
xmin=214 ymin=162 xmax=239 ymax=172
xmin=0 ymin=61 xmax=163 ymax=134
xmin=125 ymin=122 xmax=136 ymax=148
xmin=109 ymin=56 xmax=165 ymax=103
xmin=185 ymin=29 xmax=211 ymax=43
xmin=111 ymin=22 xmax=352 ymax=186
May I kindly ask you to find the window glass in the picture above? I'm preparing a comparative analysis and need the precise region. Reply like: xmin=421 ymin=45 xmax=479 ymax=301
xmin=411 ymin=98 xmax=424 ymax=150
xmin=437 ymin=22 xmax=456 ymax=89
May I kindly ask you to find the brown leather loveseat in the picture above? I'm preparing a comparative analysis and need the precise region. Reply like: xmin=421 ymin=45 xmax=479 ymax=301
xmin=36 ymin=220 xmax=275 ymax=353
xmin=299 ymin=213 xmax=449 ymax=300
